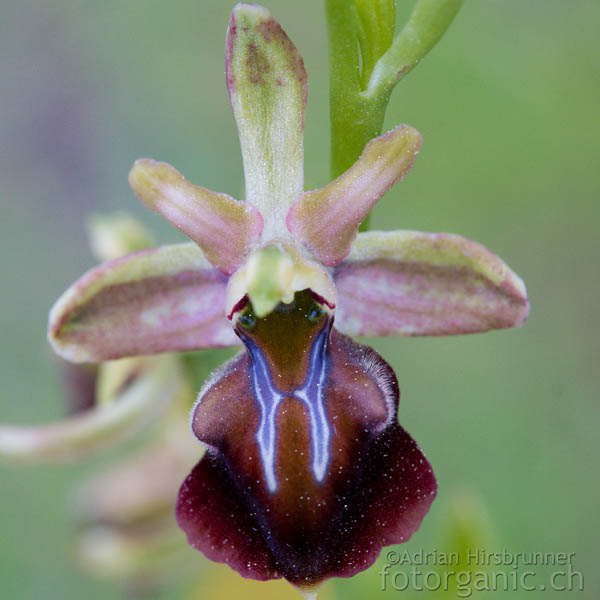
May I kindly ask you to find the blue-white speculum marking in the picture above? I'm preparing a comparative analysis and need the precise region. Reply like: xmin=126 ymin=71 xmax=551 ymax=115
xmin=236 ymin=292 xmax=332 ymax=493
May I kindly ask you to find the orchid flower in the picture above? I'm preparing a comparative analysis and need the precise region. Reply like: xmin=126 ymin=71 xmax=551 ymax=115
xmin=45 ymin=3 xmax=528 ymax=592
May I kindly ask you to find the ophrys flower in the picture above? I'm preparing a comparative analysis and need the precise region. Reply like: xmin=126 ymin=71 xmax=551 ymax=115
xmin=47 ymin=3 xmax=528 ymax=591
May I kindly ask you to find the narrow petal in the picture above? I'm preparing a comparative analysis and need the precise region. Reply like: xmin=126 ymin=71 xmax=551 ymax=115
xmin=129 ymin=159 xmax=262 ymax=275
xmin=49 ymin=243 xmax=239 ymax=362
xmin=177 ymin=291 xmax=436 ymax=587
xmin=334 ymin=231 xmax=529 ymax=337
xmin=0 ymin=356 xmax=183 ymax=464
xmin=287 ymin=125 xmax=422 ymax=266
xmin=227 ymin=4 xmax=307 ymax=234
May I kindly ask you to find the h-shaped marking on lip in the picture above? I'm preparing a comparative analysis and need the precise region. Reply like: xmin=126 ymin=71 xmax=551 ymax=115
xmin=245 ymin=325 xmax=331 ymax=493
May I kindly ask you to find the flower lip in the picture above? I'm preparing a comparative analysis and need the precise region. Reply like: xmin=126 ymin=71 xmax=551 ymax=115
xmin=179 ymin=291 xmax=436 ymax=586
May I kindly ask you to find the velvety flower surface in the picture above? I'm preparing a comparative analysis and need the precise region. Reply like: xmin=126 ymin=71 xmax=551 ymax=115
xmin=46 ymin=3 xmax=528 ymax=590
xmin=179 ymin=290 xmax=436 ymax=586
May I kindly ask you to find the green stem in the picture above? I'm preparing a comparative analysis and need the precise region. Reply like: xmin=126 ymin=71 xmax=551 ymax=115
xmin=326 ymin=0 xmax=463 ymax=231
xmin=326 ymin=0 xmax=390 ymax=229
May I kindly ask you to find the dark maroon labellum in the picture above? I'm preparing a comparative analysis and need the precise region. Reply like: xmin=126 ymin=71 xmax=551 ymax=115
xmin=177 ymin=291 xmax=436 ymax=587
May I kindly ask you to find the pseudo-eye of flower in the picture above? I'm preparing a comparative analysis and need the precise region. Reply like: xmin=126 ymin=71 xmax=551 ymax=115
xmin=238 ymin=308 xmax=257 ymax=330
xmin=307 ymin=303 xmax=324 ymax=324
xmin=41 ymin=2 xmax=529 ymax=594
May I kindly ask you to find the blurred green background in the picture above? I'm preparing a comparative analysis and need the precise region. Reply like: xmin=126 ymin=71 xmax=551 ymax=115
xmin=1 ymin=1 xmax=598 ymax=598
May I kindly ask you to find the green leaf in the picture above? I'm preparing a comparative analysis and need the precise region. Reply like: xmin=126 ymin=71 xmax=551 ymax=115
xmin=366 ymin=0 xmax=464 ymax=98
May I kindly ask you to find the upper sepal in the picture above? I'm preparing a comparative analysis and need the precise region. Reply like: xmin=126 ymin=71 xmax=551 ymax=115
xmin=334 ymin=230 xmax=529 ymax=337
xmin=48 ymin=243 xmax=239 ymax=363
xmin=227 ymin=4 xmax=307 ymax=230
xmin=287 ymin=125 xmax=422 ymax=266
